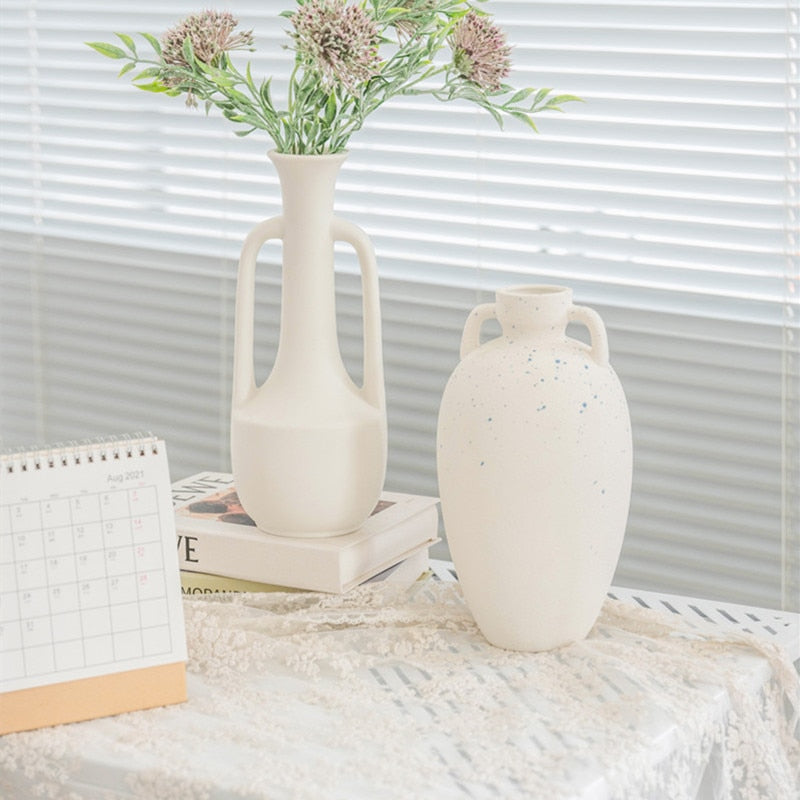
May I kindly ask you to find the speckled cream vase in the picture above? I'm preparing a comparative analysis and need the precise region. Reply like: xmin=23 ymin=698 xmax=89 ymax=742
xmin=437 ymin=285 xmax=632 ymax=651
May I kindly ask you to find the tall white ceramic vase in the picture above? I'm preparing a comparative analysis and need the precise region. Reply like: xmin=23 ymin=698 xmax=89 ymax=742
xmin=231 ymin=151 xmax=386 ymax=537
xmin=437 ymin=285 xmax=632 ymax=651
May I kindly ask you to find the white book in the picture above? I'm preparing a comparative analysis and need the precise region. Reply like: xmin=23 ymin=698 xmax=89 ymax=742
xmin=172 ymin=472 xmax=439 ymax=593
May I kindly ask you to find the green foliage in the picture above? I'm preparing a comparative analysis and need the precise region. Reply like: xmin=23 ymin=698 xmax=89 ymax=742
xmin=87 ymin=0 xmax=580 ymax=154
xmin=86 ymin=41 xmax=127 ymax=59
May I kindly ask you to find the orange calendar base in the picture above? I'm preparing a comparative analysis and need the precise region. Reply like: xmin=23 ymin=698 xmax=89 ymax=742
xmin=0 ymin=661 xmax=186 ymax=735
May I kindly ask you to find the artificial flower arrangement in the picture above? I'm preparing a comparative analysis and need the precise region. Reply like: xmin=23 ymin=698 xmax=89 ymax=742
xmin=88 ymin=0 xmax=578 ymax=154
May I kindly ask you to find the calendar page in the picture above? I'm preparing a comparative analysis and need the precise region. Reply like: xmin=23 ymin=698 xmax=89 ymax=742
xmin=0 ymin=437 xmax=187 ymax=713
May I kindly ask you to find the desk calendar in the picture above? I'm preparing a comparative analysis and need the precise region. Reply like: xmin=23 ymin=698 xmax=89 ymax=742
xmin=0 ymin=436 xmax=187 ymax=734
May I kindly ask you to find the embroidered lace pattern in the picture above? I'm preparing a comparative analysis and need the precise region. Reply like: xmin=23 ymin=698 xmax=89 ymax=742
xmin=1 ymin=581 xmax=798 ymax=799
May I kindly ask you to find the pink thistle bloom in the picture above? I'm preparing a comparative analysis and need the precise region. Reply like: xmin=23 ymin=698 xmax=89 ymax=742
xmin=161 ymin=10 xmax=254 ymax=69
xmin=160 ymin=10 xmax=254 ymax=106
xmin=292 ymin=0 xmax=381 ymax=91
xmin=449 ymin=11 xmax=511 ymax=92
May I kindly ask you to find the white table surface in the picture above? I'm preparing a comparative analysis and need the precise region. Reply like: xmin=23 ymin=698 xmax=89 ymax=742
xmin=1 ymin=560 xmax=798 ymax=800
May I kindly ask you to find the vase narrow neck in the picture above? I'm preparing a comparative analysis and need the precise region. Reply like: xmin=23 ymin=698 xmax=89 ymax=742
xmin=497 ymin=285 xmax=572 ymax=338
xmin=268 ymin=151 xmax=349 ymax=384
xmin=270 ymin=150 xmax=346 ymax=226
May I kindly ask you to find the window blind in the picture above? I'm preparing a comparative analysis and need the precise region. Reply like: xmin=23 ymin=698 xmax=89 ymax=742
xmin=1 ymin=0 xmax=797 ymax=610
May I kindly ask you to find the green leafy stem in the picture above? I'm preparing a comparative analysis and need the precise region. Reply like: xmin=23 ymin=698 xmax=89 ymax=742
xmin=87 ymin=2 xmax=580 ymax=154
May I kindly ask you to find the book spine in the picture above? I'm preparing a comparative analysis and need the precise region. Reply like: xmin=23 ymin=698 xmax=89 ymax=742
xmin=174 ymin=515 xmax=438 ymax=594
xmin=180 ymin=571 xmax=299 ymax=595
xmin=175 ymin=524 xmax=341 ymax=592
xmin=181 ymin=548 xmax=431 ymax=595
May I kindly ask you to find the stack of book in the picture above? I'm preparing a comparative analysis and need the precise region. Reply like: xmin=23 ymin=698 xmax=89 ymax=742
xmin=172 ymin=472 xmax=440 ymax=594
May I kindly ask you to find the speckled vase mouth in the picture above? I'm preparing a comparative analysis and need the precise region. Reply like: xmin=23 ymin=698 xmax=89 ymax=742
xmin=500 ymin=284 xmax=569 ymax=296
xmin=497 ymin=284 xmax=572 ymax=330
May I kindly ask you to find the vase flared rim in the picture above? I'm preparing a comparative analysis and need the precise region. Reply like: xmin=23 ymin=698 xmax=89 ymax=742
xmin=499 ymin=284 xmax=571 ymax=298
xmin=268 ymin=149 xmax=348 ymax=162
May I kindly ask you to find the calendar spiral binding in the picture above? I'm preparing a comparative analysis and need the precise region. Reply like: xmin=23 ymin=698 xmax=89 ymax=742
xmin=0 ymin=433 xmax=160 ymax=475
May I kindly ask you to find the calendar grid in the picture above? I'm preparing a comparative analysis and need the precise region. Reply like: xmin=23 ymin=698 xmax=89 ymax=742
xmin=126 ymin=488 xmax=146 ymax=664
xmin=0 ymin=436 xmax=187 ymax=734
xmin=1 ymin=484 xmax=176 ymax=685
xmin=67 ymin=495 xmax=89 ymax=672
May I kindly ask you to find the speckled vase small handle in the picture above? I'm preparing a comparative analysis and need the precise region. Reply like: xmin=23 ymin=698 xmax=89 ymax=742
xmin=568 ymin=305 xmax=609 ymax=366
xmin=460 ymin=303 xmax=497 ymax=360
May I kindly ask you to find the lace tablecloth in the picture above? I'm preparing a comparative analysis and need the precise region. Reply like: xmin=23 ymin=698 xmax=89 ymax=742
xmin=1 ymin=580 xmax=798 ymax=799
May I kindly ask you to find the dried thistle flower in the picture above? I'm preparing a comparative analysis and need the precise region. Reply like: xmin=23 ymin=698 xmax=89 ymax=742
xmin=161 ymin=10 xmax=254 ymax=67
xmin=160 ymin=10 xmax=254 ymax=106
xmin=89 ymin=3 xmax=577 ymax=153
xmin=449 ymin=11 xmax=511 ymax=92
xmin=291 ymin=0 xmax=381 ymax=91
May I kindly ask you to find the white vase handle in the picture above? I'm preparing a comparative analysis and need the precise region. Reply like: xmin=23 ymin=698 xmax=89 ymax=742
xmin=460 ymin=303 xmax=497 ymax=360
xmin=232 ymin=216 xmax=284 ymax=407
xmin=331 ymin=217 xmax=386 ymax=412
xmin=568 ymin=304 xmax=609 ymax=366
